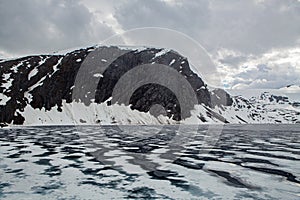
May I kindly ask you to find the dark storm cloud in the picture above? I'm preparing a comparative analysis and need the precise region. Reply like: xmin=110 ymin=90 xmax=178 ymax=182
xmin=0 ymin=0 xmax=113 ymax=56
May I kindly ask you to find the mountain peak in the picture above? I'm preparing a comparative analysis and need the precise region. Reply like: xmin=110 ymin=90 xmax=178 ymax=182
xmin=0 ymin=46 xmax=299 ymax=126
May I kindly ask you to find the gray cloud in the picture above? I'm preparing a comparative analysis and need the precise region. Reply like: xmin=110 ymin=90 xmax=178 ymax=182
xmin=1 ymin=0 xmax=299 ymax=57
xmin=227 ymin=49 xmax=300 ymax=89
xmin=114 ymin=0 xmax=211 ymax=45
xmin=218 ymin=55 xmax=249 ymax=68
xmin=0 ymin=0 xmax=113 ymax=56
xmin=231 ymin=65 xmax=300 ymax=89
xmin=0 ymin=0 xmax=299 ymax=89
xmin=115 ymin=0 xmax=300 ymax=55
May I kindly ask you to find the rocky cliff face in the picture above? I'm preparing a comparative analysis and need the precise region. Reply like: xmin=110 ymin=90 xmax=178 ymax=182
xmin=1 ymin=46 xmax=298 ymax=126
xmin=0 ymin=46 xmax=232 ymax=126
xmin=0 ymin=48 xmax=90 ymax=125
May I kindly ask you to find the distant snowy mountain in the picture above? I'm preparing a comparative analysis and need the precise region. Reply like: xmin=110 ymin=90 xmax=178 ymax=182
xmin=215 ymin=92 xmax=300 ymax=124
xmin=279 ymin=84 xmax=300 ymax=91
xmin=0 ymin=46 xmax=299 ymax=126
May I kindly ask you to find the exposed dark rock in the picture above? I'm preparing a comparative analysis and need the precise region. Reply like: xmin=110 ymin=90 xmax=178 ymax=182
xmin=129 ymin=83 xmax=181 ymax=120
xmin=211 ymin=88 xmax=233 ymax=107
xmin=0 ymin=46 xmax=232 ymax=125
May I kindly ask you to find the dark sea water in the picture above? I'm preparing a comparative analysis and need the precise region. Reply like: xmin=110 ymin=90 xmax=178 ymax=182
xmin=0 ymin=125 xmax=299 ymax=199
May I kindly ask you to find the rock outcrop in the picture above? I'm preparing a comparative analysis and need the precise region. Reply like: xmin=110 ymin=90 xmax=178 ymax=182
xmin=0 ymin=46 xmax=232 ymax=125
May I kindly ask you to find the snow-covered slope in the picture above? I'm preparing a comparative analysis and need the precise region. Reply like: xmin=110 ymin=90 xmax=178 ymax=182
xmin=280 ymin=84 xmax=300 ymax=90
xmin=0 ymin=46 xmax=299 ymax=126
xmin=214 ymin=92 xmax=300 ymax=124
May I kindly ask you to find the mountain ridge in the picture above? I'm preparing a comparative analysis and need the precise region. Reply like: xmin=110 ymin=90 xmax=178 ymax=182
xmin=0 ymin=46 xmax=299 ymax=126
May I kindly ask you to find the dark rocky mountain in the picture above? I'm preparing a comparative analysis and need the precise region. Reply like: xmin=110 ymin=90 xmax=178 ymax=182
xmin=0 ymin=46 xmax=232 ymax=126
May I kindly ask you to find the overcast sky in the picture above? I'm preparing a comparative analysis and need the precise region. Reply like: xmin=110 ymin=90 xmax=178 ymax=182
xmin=0 ymin=0 xmax=299 ymax=89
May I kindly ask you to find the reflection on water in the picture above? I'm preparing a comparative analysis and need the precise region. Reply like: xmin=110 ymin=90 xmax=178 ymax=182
xmin=0 ymin=125 xmax=299 ymax=199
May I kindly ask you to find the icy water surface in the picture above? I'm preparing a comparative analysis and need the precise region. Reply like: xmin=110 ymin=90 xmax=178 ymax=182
xmin=0 ymin=125 xmax=299 ymax=199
